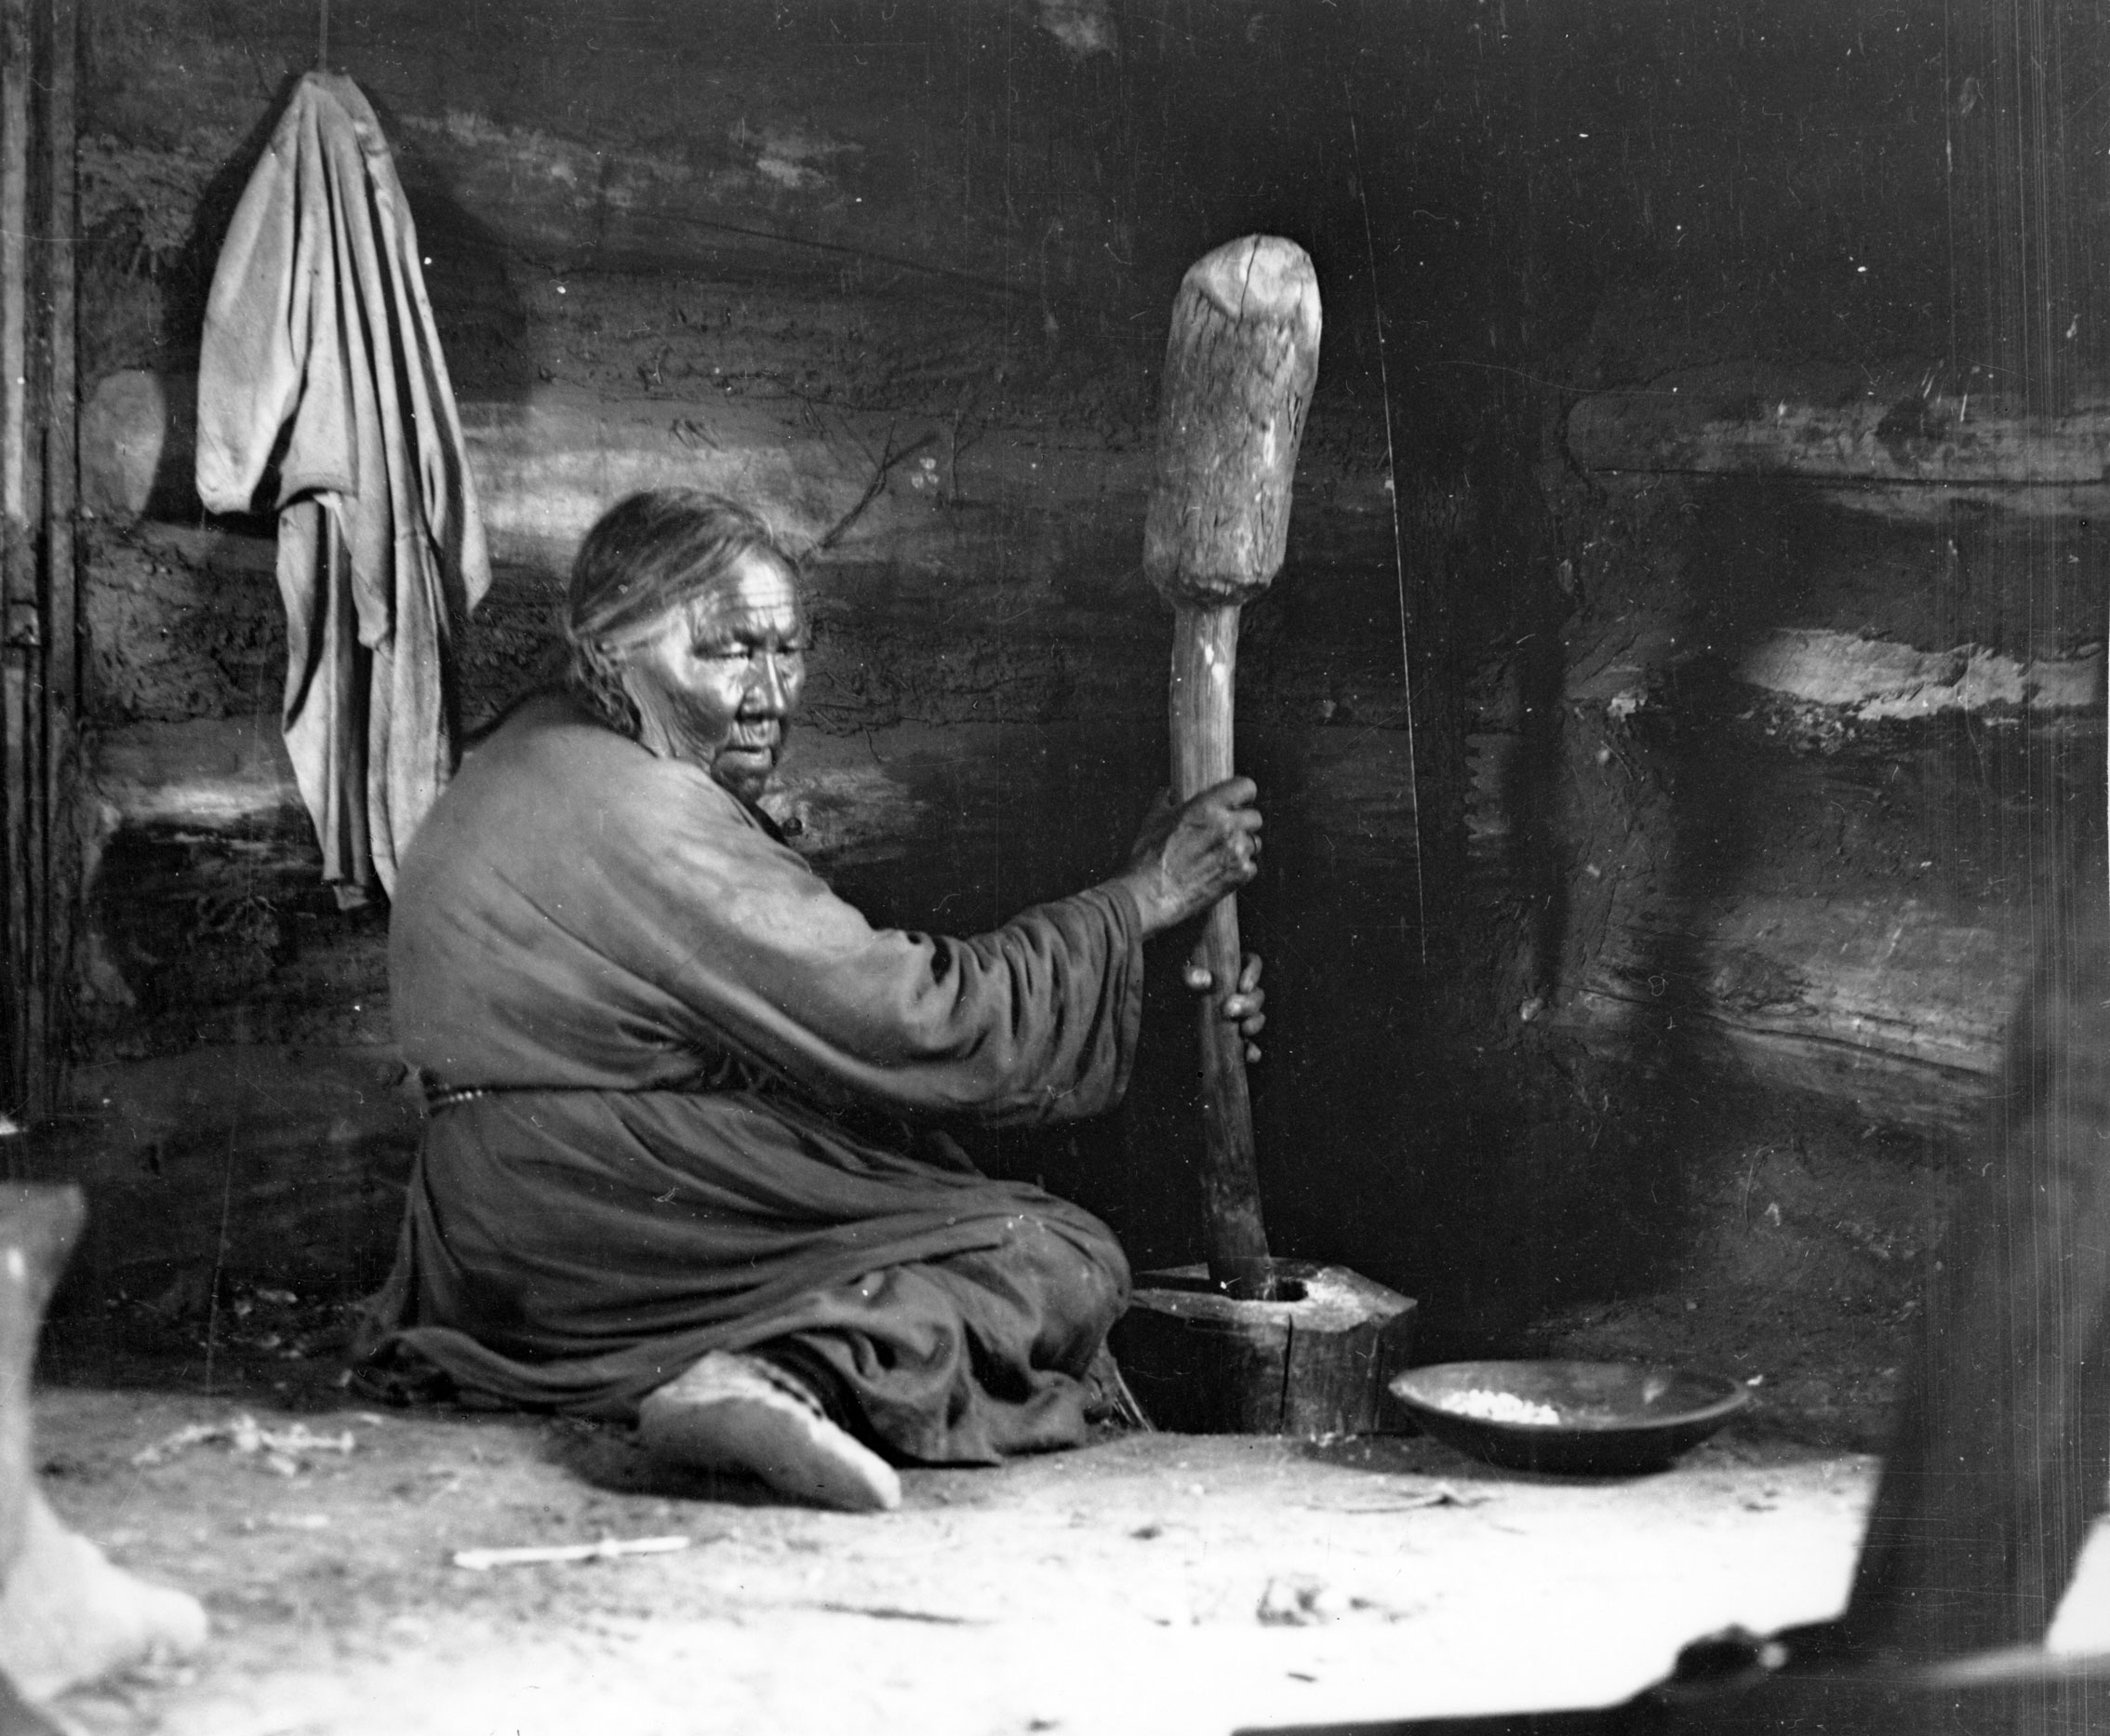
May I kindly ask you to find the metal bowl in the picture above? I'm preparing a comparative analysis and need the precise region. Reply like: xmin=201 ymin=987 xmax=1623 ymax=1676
xmin=1388 ymin=1359 xmax=1752 ymax=1476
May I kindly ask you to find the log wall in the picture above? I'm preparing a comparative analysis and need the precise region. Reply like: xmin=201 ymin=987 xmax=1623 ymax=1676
xmin=34 ymin=0 xmax=2110 ymax=1353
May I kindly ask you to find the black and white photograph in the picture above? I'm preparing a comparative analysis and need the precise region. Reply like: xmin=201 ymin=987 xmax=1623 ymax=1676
xmin=3 ymin=3 xmax=2108 ymax=1731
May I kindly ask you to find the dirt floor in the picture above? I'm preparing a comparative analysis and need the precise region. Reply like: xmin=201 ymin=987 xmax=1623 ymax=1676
xmin=26 ymin=1293 xmax=2110 ymax=1736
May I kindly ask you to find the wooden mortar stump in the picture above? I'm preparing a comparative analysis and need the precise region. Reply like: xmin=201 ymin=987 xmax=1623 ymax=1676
xmin=1109 ymin=1260 xmax=1417 ymax=1437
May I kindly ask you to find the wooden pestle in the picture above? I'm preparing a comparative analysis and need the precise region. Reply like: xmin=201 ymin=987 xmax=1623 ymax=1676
xmin=1143 ymin=236 xmax=1322 ymax=1299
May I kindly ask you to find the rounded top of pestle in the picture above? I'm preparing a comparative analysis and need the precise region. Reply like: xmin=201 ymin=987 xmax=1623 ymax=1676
xmin=1182 ymin=235 xmax=1322 ymax=356
xmin=1144 ymin=235 xmax=1323 ymax=610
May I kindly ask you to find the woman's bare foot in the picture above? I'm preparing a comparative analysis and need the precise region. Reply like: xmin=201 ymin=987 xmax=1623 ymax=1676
xmin=639 ymin=1351 xmax=901 ymax=1513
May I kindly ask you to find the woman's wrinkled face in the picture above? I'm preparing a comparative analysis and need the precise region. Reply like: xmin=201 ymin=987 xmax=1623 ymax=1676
xmin=619 ymin=550 xmax=808 ymax=803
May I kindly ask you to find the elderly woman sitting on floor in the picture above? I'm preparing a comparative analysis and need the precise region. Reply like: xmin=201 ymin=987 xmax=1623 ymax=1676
xmin=357 ymin=487 xmax=1264 ymax=1511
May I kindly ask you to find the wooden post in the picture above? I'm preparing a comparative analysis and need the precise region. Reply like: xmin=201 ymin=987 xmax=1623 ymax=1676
xmin=0 ymin=0 xmax=39 ymax=1117
xmin=1144 ymin=236 xmax=1321 ymax=1296
xmin=37 ymin=0 xmax=73 ymax=1120
xmin=0 ymin=0 xmax=73 ymax=1123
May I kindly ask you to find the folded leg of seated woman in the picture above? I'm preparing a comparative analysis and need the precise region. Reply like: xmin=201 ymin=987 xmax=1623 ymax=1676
xmin=640 ymin=1211 xmax=1127 ymax=1510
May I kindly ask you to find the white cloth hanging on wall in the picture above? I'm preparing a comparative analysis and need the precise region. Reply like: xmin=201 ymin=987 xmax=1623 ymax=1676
xmin=195 ymin=72 xmax=490 ymax=902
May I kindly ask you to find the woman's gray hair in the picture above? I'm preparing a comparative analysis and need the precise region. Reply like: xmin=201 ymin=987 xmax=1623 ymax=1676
xmin=561 ymin=489 xmax=805 ymax=739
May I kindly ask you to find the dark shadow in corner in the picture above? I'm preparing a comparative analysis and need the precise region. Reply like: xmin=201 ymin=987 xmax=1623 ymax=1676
xmin=1610 ymin=476 xmax=1832 ymax=1296
xmin=1523 ymin=474 xmax=1833 ymax=1313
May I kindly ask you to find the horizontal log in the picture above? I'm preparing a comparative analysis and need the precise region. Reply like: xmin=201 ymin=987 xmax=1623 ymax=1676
xmin=92 ymin=7 xmax=1142 ymax=309
xmin=81 ymin=712 xmax=941 ymax=851
xmin=86 ymin=369 xmax=1387 ymax=581
xmin=1820 ymin=482 xmax=2110 ymax=523
xmin=1562 ymin=893 xmax=2023 ymax=1133
xmin=81 ymin=709 xmax=1419 ymax=887
xmin=1566 ymin=631 xmax=2102 ymax=720
xmin=83 ymin=368 xmax=1080 ymax=564
xmin=1569 ymin=361 xmax=2110 ymax=501
xmin=86 ymin=714 xmax=300 ymax=830
xmin=1736 ymin=629 xmax=2102 ymax=719
xmin=1562 ymin=627 xmax=2102 ymax=719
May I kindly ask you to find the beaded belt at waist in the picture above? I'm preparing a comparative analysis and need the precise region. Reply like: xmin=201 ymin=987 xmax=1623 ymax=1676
xmin=423 ymin=1085 xmax=500 ymax=1114
xmin=422 ymin=1060 xmax=791 ymax=1116
xmin=422 ymin=1084 xmax=658 ymax=1115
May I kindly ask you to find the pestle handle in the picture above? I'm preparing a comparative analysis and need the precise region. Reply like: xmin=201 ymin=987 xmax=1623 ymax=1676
xmin=1170 ymin=603 xmax=1270 ymax=1296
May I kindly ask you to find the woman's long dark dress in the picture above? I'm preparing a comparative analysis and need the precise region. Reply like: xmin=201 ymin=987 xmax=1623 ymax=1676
xmin=357 ymin=696 xmax=1142 ymax=1462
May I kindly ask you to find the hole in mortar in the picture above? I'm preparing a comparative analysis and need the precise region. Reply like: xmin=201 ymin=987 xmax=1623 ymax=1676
xmin=1223 ymin=1275 xmax=1308 ymax=1303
